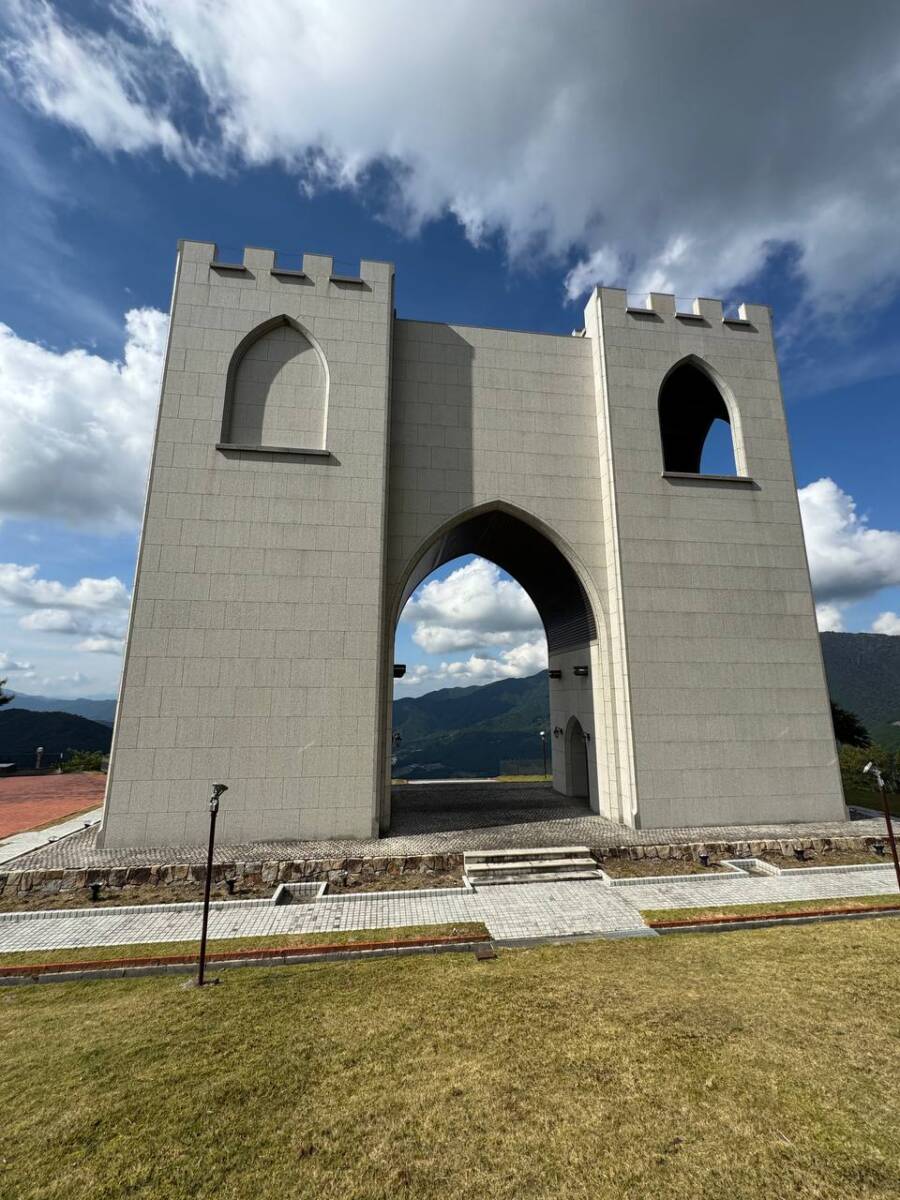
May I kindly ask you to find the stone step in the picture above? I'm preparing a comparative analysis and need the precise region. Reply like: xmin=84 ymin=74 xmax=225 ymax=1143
xmin=464 ymin=845 xmax=592 ymax=864
xmin=465 ymin=857 xmax=596 ymax=874
xmin=471 ymin=870 xmax=603 ymax=887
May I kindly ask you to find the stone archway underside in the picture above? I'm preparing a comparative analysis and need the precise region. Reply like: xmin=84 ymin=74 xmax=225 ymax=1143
xmin=398 ymin=509 xmax=596 ymax=655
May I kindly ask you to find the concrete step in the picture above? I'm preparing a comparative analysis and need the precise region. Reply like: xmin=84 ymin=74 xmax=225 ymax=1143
xmin=465 ymin=845 xmax=591 ymax=864
xmin=463 ymin=846 xmax=599 ymax=888
xmin=465 ymin=857 xmax=595 ymax=874
xmin=471 ymin=869 xmax=603 ymax=887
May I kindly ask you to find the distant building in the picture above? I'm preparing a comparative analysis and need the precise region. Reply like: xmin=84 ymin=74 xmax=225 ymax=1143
xmin=99 ymin=241 xmax=844 ymax=846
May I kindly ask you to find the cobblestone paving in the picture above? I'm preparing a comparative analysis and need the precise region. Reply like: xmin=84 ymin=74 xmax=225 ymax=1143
xmin=6 ymin=783 xmax=890 ymax=871
xmin=0 ymin=881 xmax=650 ymax=953
xmin=616 ymin=864 xmax=900 ymax=911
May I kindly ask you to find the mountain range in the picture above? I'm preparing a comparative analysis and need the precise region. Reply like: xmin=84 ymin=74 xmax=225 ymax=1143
xmin=0 ymin=632 xmax=896 ymax=774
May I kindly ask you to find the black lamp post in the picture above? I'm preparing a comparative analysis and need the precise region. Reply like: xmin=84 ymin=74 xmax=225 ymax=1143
xmin=863 ymin=762 xmax=900 ymax=893
xmin=539 ymin=730 xmax=547 ymax=779
xmin=197 ymin=783 xmax=228 ymax=987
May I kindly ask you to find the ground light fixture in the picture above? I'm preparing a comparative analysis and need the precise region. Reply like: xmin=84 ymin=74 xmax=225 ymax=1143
xmin=862 ymin=762 xmax=900 ymax=892
xmin=197 ymin=782 xmax=228 ymax=987
xmin=699 ymin=852 xmax=710 ymax=867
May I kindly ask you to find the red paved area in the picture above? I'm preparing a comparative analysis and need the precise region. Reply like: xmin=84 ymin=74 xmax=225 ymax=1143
xmin=0 ymin=773 xmax=105 ymax=839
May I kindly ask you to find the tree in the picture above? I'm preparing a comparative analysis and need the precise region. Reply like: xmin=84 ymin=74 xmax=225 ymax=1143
xmin=0 ymin=679 xmax=12 ymax=707
xmin=830 ymin=700 xmax=871 ymax=747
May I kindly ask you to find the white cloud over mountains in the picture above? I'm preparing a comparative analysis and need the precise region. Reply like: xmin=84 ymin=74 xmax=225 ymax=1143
xmin=0 ymin=561 xmax=130 ymax=676
xmin=396 ymin=640 xmax=549 ymax=692
xmin=0 ymin=306 xmax=166 ymax=528
xmin=402 ymin=559 xmax=542 ymax=654
xmin=6 ymin=2 xmax=900 ymax=312
xmin=797 ymin=479 xmax=900 ymax=633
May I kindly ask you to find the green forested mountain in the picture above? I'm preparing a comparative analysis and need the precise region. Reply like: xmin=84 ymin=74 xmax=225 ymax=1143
xmin=820 ymin=632 xmax=900 ymax=748
xmin=1 ymin=692 xmax=116 ymax=724
xmin=0 ymin=709 xmax=113 ymax=764
xmin=392 ymin=672 xmax=550 ymax=778
xmin=388 ymin=632 xmax=900 ymax=778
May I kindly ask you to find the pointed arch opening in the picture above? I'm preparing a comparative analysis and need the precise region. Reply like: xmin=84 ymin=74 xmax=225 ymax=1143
xmin=384 ymin=503 xmax=604 ymax=833
xmin=219 ymin=314 xmax=329 ymax=451
xmin=658 ymin=357 xmax=744 ymax=476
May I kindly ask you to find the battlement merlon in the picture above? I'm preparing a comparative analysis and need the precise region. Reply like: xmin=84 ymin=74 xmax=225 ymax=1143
xmin=175 ymin=239 xmax=394 ymax=285
xmin=586 ymin=286 xmax=771 ymax=331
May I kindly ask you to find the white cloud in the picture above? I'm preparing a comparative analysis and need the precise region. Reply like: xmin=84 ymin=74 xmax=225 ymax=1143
xmin=814 ymin=604 xmax=845 ymax=633
xmin=799 ymin=478 xmax=900 ymax=607
xmin=0 ymin=307 xmax=166 ymax=528
xmin=0 ymin=564 xmax=130 ymax=611
xmin=402 ymin=558 xmax=542 ymax=654
xmin=74 ymin=636 xmax=125 ymax=655
xmin=872 ymin=612 xmax=900 ymax=635
xmin=0 ymin=651 xmax=33 ymax=673
xmin=395 ymin=639 xmax=548 ymax=691
xmin=5 ymin=3 xmax=900 ymax=313
xmin=1 ymin=2 xmax=188 ymax=161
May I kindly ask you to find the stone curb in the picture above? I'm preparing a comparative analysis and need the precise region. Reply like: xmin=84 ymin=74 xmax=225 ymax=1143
xmin=0 ymin=933 xmax=492 ymax=985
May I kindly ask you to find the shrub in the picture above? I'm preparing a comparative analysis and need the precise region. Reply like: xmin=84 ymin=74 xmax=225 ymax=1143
xmin=60 ymin=750 xmax=105 ymax=773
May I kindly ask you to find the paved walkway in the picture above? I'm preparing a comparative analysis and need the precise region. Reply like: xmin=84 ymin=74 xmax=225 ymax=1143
xmin=0 ymin=880 xmax=651 ymax=953
xmin=612 ymin=864 xmax=900 ymax=911
xmin=2 ymin=865 xmax=896 ymax=956
xmin=6 ymin=783 xmax=892 ymax=871
xmin=0 ymin=809 xmax=102 ymax=867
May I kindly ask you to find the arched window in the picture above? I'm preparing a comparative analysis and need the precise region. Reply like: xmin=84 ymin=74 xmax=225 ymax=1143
xmin=221 ymin=315 xmax=328 ymax=451
xmin=658 ymin=359 xmax=740 ymax=476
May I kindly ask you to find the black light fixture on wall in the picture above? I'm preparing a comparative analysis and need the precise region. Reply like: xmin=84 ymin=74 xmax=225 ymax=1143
xmin=573 ymin=665 xmax=589 ymax=677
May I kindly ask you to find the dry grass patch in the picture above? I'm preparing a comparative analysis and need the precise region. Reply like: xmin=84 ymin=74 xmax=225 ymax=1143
xmin=1 ymin=922 xmax=899 ymax=1198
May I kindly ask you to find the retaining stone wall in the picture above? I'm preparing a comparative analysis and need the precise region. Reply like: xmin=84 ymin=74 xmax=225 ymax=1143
xmin=0 ymin=855 xmax=463 ymax=900
xmin=0 ymin=835 xmax=884 ymax=899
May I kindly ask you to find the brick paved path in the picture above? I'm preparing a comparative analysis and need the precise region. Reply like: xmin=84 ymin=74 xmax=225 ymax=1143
xmin=7 ymin=782 xmax=891 ymax=871
xmin=1 ymin=865 xmax=896 ymax=955
xmin=0 ymin=774 xmax=105 ymax=839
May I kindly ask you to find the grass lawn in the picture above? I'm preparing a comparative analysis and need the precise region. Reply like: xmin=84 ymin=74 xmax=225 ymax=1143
xmin=2 ymin=922 xmax=900 ymax=1199
xmin=642 ymin=893 xmax=900 ymax=923
xmin=0 ymin=923 xmax=488 ymax=968
xmin=843 ymin=780 xmax=900 ymax=817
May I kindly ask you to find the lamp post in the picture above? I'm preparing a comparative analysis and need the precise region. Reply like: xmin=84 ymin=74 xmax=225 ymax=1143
xmin=539 ymin=730 xmax=547 ymax=780
xmin=863 ymin=763 xmax=900 ymax=892
xmin=197 ymin=783 xmax=228 ymax=987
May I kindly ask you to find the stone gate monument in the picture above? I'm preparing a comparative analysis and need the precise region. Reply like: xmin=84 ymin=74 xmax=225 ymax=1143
xmin=98 ymin=239 xmax=845 ymax=846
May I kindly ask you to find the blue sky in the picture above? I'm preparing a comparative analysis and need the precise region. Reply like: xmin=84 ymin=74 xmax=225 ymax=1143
xmin=1 ymin=1 xmax=899 ymax=699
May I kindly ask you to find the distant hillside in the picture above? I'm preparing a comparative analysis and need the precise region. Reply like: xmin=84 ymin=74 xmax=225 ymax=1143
xmin=820 ymin=632 xmax=900 ymax=749
xmin=390 ymin=633 xmax=900 ymax=778
xmin=2 ymin=692 xmax=116 ymax=725
xmin=392 ymin=672 xmax=550 ymax=778
xmin=0 ymin=710 xmax=113 ymax=765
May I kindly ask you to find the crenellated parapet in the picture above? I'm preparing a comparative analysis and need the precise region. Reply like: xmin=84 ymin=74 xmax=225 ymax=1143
xmin=595 ymin=286 xmax=770 ymax=329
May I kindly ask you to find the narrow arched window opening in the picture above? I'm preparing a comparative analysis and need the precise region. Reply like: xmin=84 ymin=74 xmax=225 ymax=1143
xmin=659 ymin=360 xmax=738 ymax=475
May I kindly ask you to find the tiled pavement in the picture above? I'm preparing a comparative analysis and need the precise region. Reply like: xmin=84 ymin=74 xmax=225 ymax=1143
xmin=6 ymin=783 xmax=892 ymax=871
xmin=614 ymin=864 xmax=900 ymax=911
xmin=0 ymin=880 xmax=651 ymax=953
xmin=2 ymin=865 xmax=897 ymax=956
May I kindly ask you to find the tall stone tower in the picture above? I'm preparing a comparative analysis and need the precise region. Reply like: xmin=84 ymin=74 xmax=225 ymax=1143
xmin=98 ymin=242 xmax=845 ymax=847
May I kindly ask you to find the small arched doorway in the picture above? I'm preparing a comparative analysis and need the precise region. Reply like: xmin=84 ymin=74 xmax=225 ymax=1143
xmin=565 ymin=715 xmax=589 ymax=800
